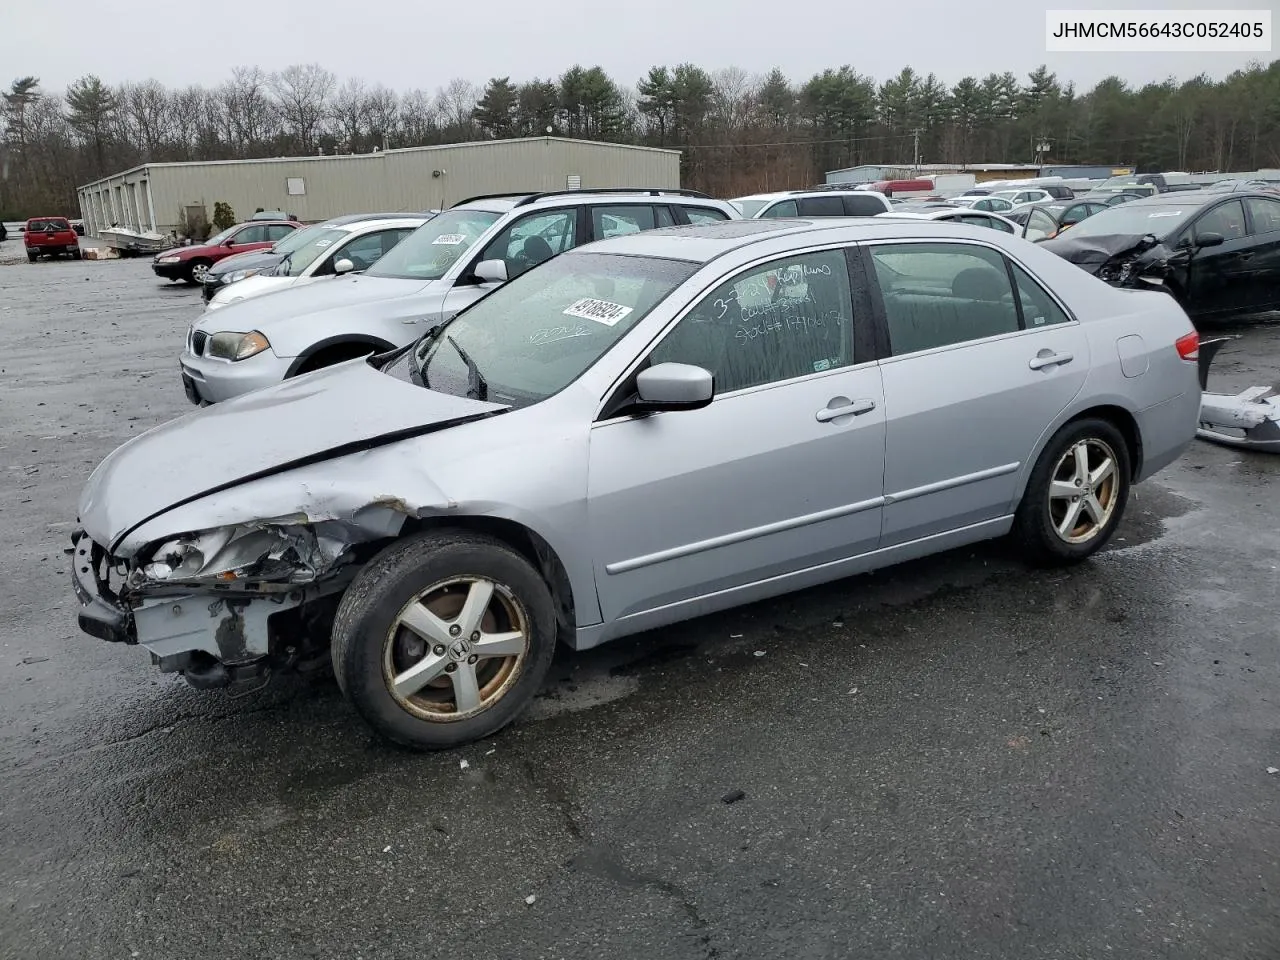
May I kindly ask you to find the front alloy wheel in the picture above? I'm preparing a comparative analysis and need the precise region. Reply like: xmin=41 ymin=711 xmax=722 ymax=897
xmin=385 ymin=576 xmax=530 ymax=720
xmin=189 ymin=261 xmax=211 ymax=284
xmin=332 ymin=530 xmax=557 ymax=749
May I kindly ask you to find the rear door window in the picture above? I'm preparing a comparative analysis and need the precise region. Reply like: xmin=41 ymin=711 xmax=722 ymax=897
xmin=265 ymin=224 xmax=295 ymax=241
xmin=868 ymin=242 xmax=1021 ymax=355
xmin=592 ymin=205 xmax=657 ymax=239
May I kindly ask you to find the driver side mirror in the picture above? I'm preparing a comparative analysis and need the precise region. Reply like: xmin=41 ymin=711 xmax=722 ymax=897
xmin=631 ymin=363 xmax=714 ymax=414
xmin=1195 ymin=232 xmax=1225 ymax=249
xmin=474 ymin=258 xmax=508 ymax=285
xmin=333 ymin=257 xmax=356 ymax=275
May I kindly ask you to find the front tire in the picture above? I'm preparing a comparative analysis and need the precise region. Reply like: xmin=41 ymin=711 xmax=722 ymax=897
xmin=1014 ymin=417 xmax=1130 ymax=566
xmin=186 ymin=260 xmax=212 ymax=285
xmin=332 ymin=530 xmax=557 ymax=750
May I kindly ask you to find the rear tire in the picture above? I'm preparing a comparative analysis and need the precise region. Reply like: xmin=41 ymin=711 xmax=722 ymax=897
xmin=1014 ymin=417 xmax=1131 ymax=566
xmin=27 ymin=251 xmax=37 ymax=263
xmin=332 ymin=531 xmax=557 ymax=750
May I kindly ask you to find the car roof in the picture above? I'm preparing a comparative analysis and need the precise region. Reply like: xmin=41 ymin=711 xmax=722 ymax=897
xmin=322 ymin=212 xmax=435 ymax=225
xmin=570 ymin=217 xmax=1026 ymax=264
xmin=453 ymin=190 xmax=730 ymax=214
xmin=326 ymin=216 xmax=429 ymax=234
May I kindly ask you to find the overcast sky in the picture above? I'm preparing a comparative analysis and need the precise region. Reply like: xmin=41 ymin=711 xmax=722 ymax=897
xmin=2 ymin=0 xmax=1274 ymax=94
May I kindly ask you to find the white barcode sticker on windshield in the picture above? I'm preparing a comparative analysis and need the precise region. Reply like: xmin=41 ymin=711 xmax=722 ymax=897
xmin=563 ymin=297 xmax=633 ymax=326
xmin=314 ymin=238 xmax=334 ymax=247
xmin=433 ymin=234 xmax=467 ymax=245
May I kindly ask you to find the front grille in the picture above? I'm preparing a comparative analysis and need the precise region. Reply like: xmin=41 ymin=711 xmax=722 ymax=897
xmin=192 ymin=331 xmax=208 ymax=356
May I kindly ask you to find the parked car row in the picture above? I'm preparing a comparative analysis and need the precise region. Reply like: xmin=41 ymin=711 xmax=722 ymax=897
xmin=73 ymin=203 xmax=1203 ymax=750
xmin=181 ymin=189 xmax=736 ymax=403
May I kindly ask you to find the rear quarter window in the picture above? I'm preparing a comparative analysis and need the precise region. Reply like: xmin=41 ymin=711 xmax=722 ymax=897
xmin=796 ymin=195 xmax=846 ymax=217
xmin=843 ymin=195 xmax=888 ymax=216
xmin=683 ymin=206 xmax=729 ymax=224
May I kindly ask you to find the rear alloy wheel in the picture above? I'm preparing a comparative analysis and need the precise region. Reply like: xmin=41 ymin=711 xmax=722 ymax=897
xmin=332 ymin=531 xmax=556 ymax=749
xmin=187 ymin=260 xmax=212 ymax=285
xmin=1014 ymin=418 xmax=1130 ymax=565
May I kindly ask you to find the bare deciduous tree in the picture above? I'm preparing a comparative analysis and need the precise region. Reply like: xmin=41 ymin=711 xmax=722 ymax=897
xmin=332 ymin=77 xmax=368 ymax=152
xmin=269 ymin=63 xmax=336 ymax=153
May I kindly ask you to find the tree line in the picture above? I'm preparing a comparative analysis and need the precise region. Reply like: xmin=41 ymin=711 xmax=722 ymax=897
xmin=3 ymin=59 xmax=1280 ymax=219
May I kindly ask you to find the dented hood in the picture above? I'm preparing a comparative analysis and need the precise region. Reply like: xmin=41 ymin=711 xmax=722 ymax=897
xmin=79 ymin=360 xmax=505 ymax=550
xmin=1040 ymin=233 xmax=1164 ymax=274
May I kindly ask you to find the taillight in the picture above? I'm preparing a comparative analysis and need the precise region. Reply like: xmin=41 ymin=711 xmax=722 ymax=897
xmin=1175 ymin=331 xmax=1199 ymax=361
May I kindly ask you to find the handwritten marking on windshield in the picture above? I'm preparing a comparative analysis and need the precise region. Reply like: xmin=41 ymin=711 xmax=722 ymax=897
xmin=530 ymin=324 xmax=592 ymax=345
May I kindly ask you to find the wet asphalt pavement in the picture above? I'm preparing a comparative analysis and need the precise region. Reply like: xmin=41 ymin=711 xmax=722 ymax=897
xmin=1 ymin=257 xmax=1277 ymax=960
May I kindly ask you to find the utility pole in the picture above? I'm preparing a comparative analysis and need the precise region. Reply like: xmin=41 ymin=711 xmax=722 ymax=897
xmin=912 ymin=129 xmax=921 ymax=171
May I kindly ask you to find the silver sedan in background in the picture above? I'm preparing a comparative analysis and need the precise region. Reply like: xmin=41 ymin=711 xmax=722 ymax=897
xmin=73 ymin=219 xmax=1201 ymax=749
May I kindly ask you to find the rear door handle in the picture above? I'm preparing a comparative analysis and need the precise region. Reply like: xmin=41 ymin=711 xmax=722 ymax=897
xmin=1029 ymin=351 xmax=1074 ymax=371
xmin=815 ymin=398 xmax=876 ymax=422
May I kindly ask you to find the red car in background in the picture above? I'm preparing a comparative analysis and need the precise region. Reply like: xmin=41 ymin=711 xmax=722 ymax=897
xmin=152 ymin=220 xmax=299 ymax=284
xmin=25 ymin=217 xmax=81 ymax=261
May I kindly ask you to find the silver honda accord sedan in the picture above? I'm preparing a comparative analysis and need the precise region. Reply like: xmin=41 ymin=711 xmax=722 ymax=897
xmin=71 ymin=218 xmax=1201 ymax=749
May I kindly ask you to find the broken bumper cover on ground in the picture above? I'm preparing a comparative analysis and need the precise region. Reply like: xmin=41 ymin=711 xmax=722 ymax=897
xmin=1198 ymin=387 xmax=1280 ymax=453
xmin=70 ymin=527 xmax=351 ymax=670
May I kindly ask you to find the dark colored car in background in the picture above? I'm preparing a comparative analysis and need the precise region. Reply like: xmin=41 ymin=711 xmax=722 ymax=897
xmin=1023 ymin=199 xmax=1109 ymax=233
xmin=153 ymin=220 xmax=299 ymax=284
xmin=24 ymin=217 xmax=80 ymax=261
xmin=201 ymin=211 xmax=437 ymax=301
xmin=1042 ymin=190 xmax=1280 ymax=322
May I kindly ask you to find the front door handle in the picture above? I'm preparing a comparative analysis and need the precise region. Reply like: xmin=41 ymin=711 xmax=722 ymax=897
xmin=1029 ymin=351 xmax=1074 ymax=371
xmin=815 ymin=398 xmax=876 ymax=422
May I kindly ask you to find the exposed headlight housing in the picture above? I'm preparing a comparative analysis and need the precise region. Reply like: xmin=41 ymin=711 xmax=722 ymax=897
xmin=208 ymin=330 xmax=270 ymax=361
xmin=132 ymin=523 xmax=342 ymax=589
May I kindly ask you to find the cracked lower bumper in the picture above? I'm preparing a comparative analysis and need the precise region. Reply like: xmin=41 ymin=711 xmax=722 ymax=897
xmin=71 ymin=530 xmax=352 ymax=667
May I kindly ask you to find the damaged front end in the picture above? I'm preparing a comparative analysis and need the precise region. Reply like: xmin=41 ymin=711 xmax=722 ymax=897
xmin=71 ymin=519 xmax=367 ymax=690
xmin=1196 ymin=337 xmax=1280 ymax=453
xmin=1045 ymin=233 xmax=1173 ymax=291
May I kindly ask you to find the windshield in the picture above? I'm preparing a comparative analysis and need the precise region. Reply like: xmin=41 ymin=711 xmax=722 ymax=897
xmin=276 ymin=227 xmax=350 ymax=276
xmin=414 ymin=252 xmax=696 ymax=407
xmin=735 ymin=198 xmax=773 ymax=218
xmin=206 ymin=226 xmax=236 ymax=246
xmin=1065 ymin=203 xmax=1192 ymax=239
xmin=365 ymin=209 xmax=502 ymax=280
xmin=270 ymin=223 xmax=327 ymax=255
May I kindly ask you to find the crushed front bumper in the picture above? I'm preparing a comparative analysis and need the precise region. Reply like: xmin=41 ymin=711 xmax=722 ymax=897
xmin=70 ymin=530 xmax=351 ymax=670
xmin=70 ymin=529 xmax=134 ymax=644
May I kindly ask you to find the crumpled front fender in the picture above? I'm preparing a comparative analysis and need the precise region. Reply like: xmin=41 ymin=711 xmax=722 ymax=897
xmin=121 ymin=442 xmax=452 ymax=558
